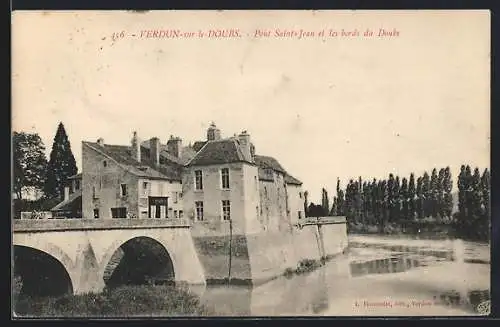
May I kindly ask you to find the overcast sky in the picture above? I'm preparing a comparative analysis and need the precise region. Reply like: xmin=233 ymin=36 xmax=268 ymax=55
xmin=12 ymin=10 xmax=490 ymax=202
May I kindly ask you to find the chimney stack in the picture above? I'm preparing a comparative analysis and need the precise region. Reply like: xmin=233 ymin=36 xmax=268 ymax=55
xmin=238 ymin=130 xmax=253 ymax=162
xmin=131 ymin=131 xmax=141 ymax=162
xmin=150 ymin=137 xmax=160 ymax=166
xmin=207 ymin=122 xmax=221 ymax=141
xmin=167 ymin=135 xmax=183 ymax=158
xmin=97 ymin=138 xmax=104 ymax=146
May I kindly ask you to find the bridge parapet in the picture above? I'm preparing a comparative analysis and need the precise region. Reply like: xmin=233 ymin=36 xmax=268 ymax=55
xmin=13 ymin=218 xmax=191 ymax=233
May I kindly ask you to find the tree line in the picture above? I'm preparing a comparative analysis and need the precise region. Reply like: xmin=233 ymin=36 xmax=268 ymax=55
xmin=303 ymin=165 xmax=490 ymax=240
xmin=13 ymin=122 xmax=78 ymax=215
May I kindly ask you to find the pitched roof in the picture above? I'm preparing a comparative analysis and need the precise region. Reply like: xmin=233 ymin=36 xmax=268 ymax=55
xmin=51 ymin=190 xmax=82 ymax=211
xmin=192 ymin=141 xmax=207 ymax=152
xmin=284 ymin=174 xmax=302 ymax=185
xmin=254 ymin=155 xmax=302 ymax=185
xmin=187 ymin=139 xmax=251 ymax=166
xmin=254 ymin=155 xmax=287 ymax=174
xmin=83 ymin=142 xmax=183 ymax=181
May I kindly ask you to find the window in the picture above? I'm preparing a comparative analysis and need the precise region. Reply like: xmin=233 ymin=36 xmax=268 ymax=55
xmin=298 ymin=211 xmax=302 ymax=219
xmin=179 ymin=210 xmax=184 ymax=218
xmin=221 ymin=168 xmax=230 ymax=189
xmin=256 ymin=206 xmax=259 ymax=217
xmin=111 ymin=207 xmax=127 ymax=218
xmin=195 ymin=201 xmax=204 ymax=221
xmin=195 ymin=170 xmax=203 ymax=190
xmin=93 ymin=209 xmax=99 ymax=219
xmin=75 ymin=180 xmax=81 ymax=191
xmin=103 ymin=160 xmax=107 ymax=167
xmin=299 ymin=192 xmax=303 ymax=199
xmin=174 ymin=210 xmax=178 ymax=218
xmin=173 ymin=192 xmax=178 ymax=204
xmin=222 ymin=200 xmax=231 ymax=221
xmin=142 ymin=182 xmax=149 ymax=197
xmin=120 ymin=184 xmax=127 ymax=197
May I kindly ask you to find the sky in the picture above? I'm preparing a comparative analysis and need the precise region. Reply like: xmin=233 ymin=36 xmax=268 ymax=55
xmin=12 ymin=10 xmax=490 ymax=203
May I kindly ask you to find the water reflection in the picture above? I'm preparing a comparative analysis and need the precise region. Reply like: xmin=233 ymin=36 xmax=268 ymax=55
xmin=190 ymin=241 xmax=489 ymax=316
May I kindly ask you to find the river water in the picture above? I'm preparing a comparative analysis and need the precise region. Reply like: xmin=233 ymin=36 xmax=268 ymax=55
xmin=189 ymin=234 xmax=491 ymax=316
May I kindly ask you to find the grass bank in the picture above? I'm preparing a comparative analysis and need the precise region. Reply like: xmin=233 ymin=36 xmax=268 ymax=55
xmin=14 ymin=284 xmax=213 ymax=317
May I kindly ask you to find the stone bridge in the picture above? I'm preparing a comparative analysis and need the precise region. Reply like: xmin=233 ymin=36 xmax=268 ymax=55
xmin=13 ymin=219 xmax=206 ymax=295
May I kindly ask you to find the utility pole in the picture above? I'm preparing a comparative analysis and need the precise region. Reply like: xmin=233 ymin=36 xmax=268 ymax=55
xmin=228 ymin=218 xmax=233 ymax=284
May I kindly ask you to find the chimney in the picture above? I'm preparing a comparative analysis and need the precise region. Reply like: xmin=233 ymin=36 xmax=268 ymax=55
xmin=64 ymin=186 xmax=70 ymax=202
xmin=238 ymin=130 xmax=253 ymax=162
xmin=97 ymin=138 xmax=104 ymax=146
xmin=167 ymin=135 xmax=182 ymax=158
xmin=150 ymin=137 xmax=160 ymax=166
xmin=131 ymin=131 xmax=141 ymax=162
xmin=207 ymin=122 xmax=221 ymax=141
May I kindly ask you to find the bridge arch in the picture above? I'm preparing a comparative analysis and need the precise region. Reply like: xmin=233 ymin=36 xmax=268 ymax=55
xmin=101 ymin=235 xmax=176 ymax=288
xmin=13 ymin=244 xmax=74 ymax=297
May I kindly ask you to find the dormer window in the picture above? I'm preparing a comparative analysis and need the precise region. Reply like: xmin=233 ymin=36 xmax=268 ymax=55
xmin=103 ymin=160 xmax=107 ymax=167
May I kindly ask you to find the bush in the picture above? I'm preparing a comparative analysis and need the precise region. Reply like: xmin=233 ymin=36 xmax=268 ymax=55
xmin=14 ymin=285 xmax=212 ymax=317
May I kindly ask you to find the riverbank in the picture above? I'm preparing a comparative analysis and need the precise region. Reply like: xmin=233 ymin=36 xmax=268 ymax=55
xmin=13 ymin=285 xmax=212 ymax=317
xmin=348 ymin=234 xmax=490 ymax=264
xmin=347 ymin=221 xmax=490 ymax=243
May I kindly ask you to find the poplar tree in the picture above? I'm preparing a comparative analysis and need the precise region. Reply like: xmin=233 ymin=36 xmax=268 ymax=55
xmin=387 ymin=174 xmax=396 ymax=223
xmin=457 ymin=165 xmax=467 ymax=224
xmin=430 ymin=168 xmax=439 ymax=218
xmin=421 ymin=172 xmax=431 ymax=218
xmin=44 ymin=122 xmax=78 ymax=200
xmin=443 ymin=167 xmax=453 ymax=219
xmin=408 ymin=173 xmax=416 ymax=220
xmin=321 ymin=188 xmax=330 ymax=216
xmin=400 ymin=177 xmax=409 ymax=221
xmin=481 ymin=168 xmax=490 ymax=219
xmin=336 ymin=179 xmax=345 ymax=216
xmin=416 ymin=176 xmax=423 ymax=219
xmin=437 ymin=168 xmax=445 ymax=218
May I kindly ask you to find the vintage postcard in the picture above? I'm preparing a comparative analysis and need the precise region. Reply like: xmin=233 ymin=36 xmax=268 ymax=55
xmin=11 ymin=10 xmax=491 ymax=317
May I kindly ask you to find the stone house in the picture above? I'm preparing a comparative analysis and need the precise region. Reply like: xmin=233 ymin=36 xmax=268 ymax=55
xmin=79 ymin=123 xmax=304 ymax=230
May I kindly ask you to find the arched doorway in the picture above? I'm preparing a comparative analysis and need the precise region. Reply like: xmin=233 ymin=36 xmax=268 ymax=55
xmin=103 ymin=237 xmax=175 ymax=289
xmin=13 ymin=245 xmax=74 ymax=297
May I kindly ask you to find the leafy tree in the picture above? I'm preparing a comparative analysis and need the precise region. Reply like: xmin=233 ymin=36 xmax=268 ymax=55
xmin=43 ymin=122 xmax=78 ymax=200
xmin=13 ymin=131 xmax=48 ymax=200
